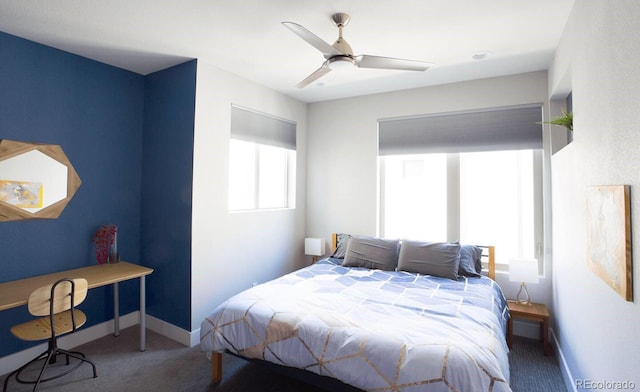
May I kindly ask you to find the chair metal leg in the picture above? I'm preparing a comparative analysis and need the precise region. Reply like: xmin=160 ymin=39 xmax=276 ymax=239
xmin=3 ymin=349 xmax=49 ymax=392
xmin=57 ymin=349 xmax=97 ymax=378
xmin=4 ymin=346 xmax=97 ymax=392
xmin=32 ymin=350 xmax=57 ymax=391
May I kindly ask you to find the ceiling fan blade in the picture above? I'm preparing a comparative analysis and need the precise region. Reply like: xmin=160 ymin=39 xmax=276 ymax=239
xmin=355 ymin=55 xmax=431 ymax=71
xmin=282 ymin=22 xmax=342 ymax=57
xmin=296 ymin=63 xmax=332 ymax=88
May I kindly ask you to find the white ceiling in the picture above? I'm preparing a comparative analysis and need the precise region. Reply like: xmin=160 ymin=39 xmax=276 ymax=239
xmin=0 ymin=0 xmax=575 ymax=103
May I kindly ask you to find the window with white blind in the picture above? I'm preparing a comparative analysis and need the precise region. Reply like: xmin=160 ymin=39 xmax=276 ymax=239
xmin=378 ymin=105 xmax=543 ymax=268
xmin=228 ymin=105 xmax=296 ymax=211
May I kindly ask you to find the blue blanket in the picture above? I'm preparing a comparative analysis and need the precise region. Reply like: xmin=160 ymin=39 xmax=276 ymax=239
xmin=201 ymin=258 xmax=511 ymax=391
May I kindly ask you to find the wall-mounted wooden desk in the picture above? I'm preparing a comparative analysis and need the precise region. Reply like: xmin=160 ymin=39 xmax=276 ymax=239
xmin=0 ymin=261 xmax=153 ymax=351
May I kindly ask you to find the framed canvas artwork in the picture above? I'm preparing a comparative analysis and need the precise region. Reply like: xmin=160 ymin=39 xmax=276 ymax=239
xmin=586 ymin=185 xmax=632 ymax=301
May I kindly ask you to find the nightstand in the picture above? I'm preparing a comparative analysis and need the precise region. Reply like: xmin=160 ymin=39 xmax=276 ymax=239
xmin=507 ymin=300 xmax=551 ymax=355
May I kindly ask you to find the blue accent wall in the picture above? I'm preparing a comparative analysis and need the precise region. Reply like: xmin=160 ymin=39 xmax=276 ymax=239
xmin=141 ymin=61 xmax=196 ymax=331
xmin=0 ymin=31 xmax=196 ymax=356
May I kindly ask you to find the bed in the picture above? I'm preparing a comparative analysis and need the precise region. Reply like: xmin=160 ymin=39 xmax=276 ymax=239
xmin=200 ymin=234 xmax=511 ymax=391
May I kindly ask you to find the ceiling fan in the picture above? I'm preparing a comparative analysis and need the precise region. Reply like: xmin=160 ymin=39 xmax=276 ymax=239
xmin=282 ymin=13 xmax=432 ymax=88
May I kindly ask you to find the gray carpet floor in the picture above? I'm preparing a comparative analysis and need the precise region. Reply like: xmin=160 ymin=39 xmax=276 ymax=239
xmin=1 ymin=326 xmax=567 ymax=391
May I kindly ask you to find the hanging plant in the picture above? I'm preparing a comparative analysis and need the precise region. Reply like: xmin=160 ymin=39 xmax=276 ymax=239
xmin=542 ymin=111 xmax=573 ymax=131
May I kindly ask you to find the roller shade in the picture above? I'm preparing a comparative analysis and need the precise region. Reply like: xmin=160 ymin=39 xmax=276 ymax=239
xmin=231 ymin=105 xmax=296 ymax=150
xmin=378 ymin=104 xmax=543 ymax=155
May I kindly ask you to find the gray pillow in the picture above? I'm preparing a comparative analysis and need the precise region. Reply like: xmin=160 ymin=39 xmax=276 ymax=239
xmin=331 ymin=233 xmax=351 ymax=259
xmin=397 ymin=241 xmax=461 ymax=280
xmin=458 ymin=244 xmax=483 ymax=277
xmin=342 ymin=235 xmax=399 ymax=271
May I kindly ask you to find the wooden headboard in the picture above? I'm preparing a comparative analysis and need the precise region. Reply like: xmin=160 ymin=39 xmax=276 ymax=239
xmin=330 ymin=233 xmax=496 ymax=280
xmin=478 ymin=245 xmax=496 ymax=280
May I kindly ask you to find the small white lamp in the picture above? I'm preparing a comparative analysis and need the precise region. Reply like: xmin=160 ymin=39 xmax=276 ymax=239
xmin=509 ymin=259 xmax=539 ymax=305
xmin=304 ymin=238 xmax=326 ymax=263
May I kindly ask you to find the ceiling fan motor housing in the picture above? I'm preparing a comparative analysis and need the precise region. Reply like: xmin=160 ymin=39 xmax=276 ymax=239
xmin=329 ymin=13 xmax=353 ymax=57
xmin=330 ymin=37 xmax=353 ymax=57
xmin=283 ymin=11 xmax=430 ymax=88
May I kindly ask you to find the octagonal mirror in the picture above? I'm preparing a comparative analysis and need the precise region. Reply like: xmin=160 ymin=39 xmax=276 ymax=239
xmin=0 ymin=139 xmax=81 ymax=222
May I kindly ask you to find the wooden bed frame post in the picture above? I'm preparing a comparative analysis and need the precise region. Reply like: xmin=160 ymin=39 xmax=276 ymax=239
xmin=331 ymin=233 xmax=337 ymax=253
xmin=487 ymin=246 xmax=496 ymax=281
xmin=212 ymin=352 xmax=222 ymax=383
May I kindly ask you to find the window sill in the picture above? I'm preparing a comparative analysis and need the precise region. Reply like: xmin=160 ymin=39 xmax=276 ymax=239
xmin=228 ymin=207 xmax=296 ymax=214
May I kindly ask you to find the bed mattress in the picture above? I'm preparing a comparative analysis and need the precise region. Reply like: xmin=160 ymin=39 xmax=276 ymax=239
xmin=201 ymin=258 xmax=511 ymax=391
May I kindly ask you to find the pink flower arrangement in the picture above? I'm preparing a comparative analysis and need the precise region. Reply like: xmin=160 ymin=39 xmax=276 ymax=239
xmin=92 ymin=224 xmax=118 ymax=264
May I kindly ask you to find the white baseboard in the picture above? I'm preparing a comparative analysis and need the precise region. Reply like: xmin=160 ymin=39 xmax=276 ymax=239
xmin=189 ymin=328 xmax=201 ymax=347
xmin=145 ymin=314 xmax=199 ymax=347
xmin=550 ymin=328 xmax=576 ymax=392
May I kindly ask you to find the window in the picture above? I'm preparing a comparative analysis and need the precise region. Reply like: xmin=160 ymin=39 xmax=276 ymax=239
xmin=381 ymin=154 xmax=447 ymax=241
xmin=378 ymin=105 xmax=544 ymax=268
xmin=380 ymin=150 xmax=542 ymax=267
xmin=228 ymin=106 xmax=296 ymax=211
xmin=459 ymin=150 xmax=538 ymax=261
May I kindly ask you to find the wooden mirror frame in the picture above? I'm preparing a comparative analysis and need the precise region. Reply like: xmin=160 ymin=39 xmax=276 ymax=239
xmin=0 ymin=139 xmax=81 ymax=222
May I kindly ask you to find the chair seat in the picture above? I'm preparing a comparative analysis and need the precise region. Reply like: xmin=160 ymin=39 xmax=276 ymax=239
xmin=10 ymin=309 xmax=87 ymax=341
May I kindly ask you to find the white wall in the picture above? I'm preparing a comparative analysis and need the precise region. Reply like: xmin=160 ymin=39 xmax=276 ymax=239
xmin=306 ymin=71 xmax=554 ymax=319
xmin=550 ymin=0 xmax=640 ymax=387
xmin=190 ymin=62 xmax=308 ymax=330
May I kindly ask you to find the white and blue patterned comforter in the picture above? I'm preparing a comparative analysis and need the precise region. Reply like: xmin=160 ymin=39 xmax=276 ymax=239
xmin=201 ymin=258 xmax=512 ymax=391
